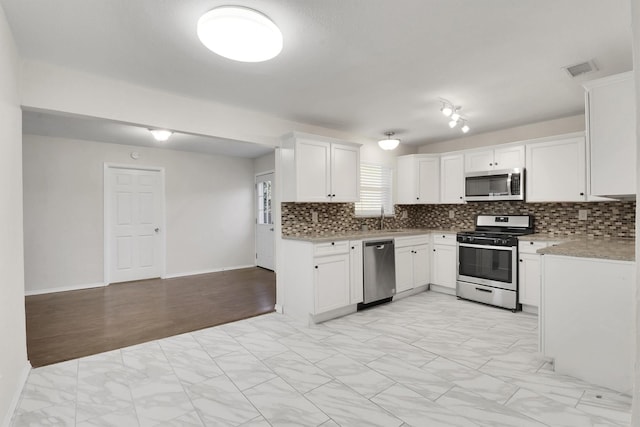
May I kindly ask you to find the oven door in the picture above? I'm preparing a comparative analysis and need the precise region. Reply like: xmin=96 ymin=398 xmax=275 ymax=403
xmin=457 ymin=243 xmax=517 ymax=290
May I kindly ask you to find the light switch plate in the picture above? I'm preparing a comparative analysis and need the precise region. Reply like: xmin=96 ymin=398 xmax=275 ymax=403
xmin=311 ymin=211 xmax=318 ymax=223
xmin=578 ymin=210 xmax=588 ymax=221
xmin=449 ymin=210 xmax=455 ymax=219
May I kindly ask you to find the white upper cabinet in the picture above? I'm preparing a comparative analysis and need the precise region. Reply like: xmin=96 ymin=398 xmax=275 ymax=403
xmin=583 ymin=72 xmax=636 ymax=198
xmin=281 ymin=132 xmax=361 ymax=202
xmin=464 ymin=145 xmax=525 ymax=173
xmin=440 ymin=154 xmax=465 ymax=204
xmin=396 ymin=154 xmax=439 ymax=204
xmin=330 ymin=143 xmax=360 ymax=202
xmin=526 ymin=136 xmax=586 ymax=202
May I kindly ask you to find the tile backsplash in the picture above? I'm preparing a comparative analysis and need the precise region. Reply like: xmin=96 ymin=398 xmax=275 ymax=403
xmin=282 ymin=201 xmax=636 ymax=238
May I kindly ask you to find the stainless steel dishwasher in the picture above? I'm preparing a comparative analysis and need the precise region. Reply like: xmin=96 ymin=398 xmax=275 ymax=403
xmin=360 ymin=239 xmax=396 ymax=308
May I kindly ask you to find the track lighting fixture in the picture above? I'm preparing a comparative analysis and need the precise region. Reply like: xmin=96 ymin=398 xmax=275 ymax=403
xmin=438 ymin=99 xmax=470 ymax=134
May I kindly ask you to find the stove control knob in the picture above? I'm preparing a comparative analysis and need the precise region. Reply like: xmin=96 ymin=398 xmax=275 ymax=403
xmin=469 ymin=236 xmax=474 ymax=242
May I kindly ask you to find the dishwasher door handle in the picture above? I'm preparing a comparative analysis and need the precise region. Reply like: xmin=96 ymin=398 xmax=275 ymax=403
xmin=375 ymin=245 xmax=385 ymax=250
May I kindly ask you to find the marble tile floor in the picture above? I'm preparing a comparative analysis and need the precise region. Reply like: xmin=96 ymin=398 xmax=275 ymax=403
xmin=10 ymin=291 xmax=631 ymax=427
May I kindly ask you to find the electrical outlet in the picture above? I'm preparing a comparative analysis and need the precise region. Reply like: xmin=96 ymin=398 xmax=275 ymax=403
xmin=401 ymin=210 xmax=408 ymax=219
xmin=578 ymin=210 xmax=588 ymax=221
xmin=311 ymin=211 xmax=318 ymax=223
xmin=449 ymin=210 xmax=455 ymax=219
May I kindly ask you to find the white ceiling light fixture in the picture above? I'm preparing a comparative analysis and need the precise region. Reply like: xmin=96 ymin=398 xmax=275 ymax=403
xmin=440 ymin=101 xmax=453 ymax=117
xmin=197 ymin=6 xmax=283 ymax=63
xmin=378 ymin=131 xmax=400 ymax=150
xmin=149 ymin=129 xmax=173 ymax=142
xmin=439 ymin=99 xmax=470 ymax=134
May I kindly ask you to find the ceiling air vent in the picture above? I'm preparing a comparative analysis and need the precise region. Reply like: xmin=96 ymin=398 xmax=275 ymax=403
xmin=563 ymin=60 xmax=598 ymax=78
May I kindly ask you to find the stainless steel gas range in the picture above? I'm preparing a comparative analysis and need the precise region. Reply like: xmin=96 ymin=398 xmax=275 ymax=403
xmin=456 ymin=214 xmax=534 ymax=312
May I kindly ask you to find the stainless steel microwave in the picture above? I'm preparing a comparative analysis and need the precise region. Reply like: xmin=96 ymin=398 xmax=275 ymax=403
xmin=464 ymin=168 xmax=525 ymax=201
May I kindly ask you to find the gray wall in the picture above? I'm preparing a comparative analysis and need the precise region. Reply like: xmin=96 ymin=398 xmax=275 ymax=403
xmin=23 ymin=135 xmax=257 ymax=294
xmin=418 ymin=115 xmax=585 ymax=153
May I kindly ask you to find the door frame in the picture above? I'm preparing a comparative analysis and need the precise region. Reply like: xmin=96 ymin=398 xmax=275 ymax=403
xmin=255 ymin=170 xmax=275 ymax=270
xmin=103 ymin=163 xmax=167 ymax=285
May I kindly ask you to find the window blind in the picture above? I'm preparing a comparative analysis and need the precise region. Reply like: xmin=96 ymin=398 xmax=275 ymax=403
xmin=355 ymin=162 xmax=394 ymax=216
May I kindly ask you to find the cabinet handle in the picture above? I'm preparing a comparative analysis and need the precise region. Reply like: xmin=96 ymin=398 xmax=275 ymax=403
xmin=494 ymin=162 xmax=498 ymax=166
xmin=315 ymin=266 xmax=318 ymax=269
xmin=530 ymin=241 xmax=534 ymax=245
xmin=351 ymin=246 xmax=355 ymax=250
xmin=579 ymin=192 xmax=584 ymax=196
xmin=416 ymin=197 xmax=419 ymax=200
xmin=459 ymin=196 xmax=463 ymax=199
xmin=519 ymin=259 xmax=523 ymax=262
xmin=331 ymin=242 xmax=335 ymax=246
xmin=489 ymin=163 xmax=493 ymax=166
xmin=433 ymin=249 xmax=436 ymax=252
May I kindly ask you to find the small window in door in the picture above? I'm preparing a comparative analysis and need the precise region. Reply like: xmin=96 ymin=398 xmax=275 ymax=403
xmin=257 ymin=180 xmax=272 ymax=225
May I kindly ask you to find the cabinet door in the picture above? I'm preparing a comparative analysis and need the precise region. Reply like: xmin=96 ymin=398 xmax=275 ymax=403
xmin=296 ymin=139 xmax=331 ymax=202
xmin=526 ymin=137 xmax=586 ymax=202
xmin=395 ymin=246 xmax=414 ymax=293
xmin=417 ymin=157 xmax=440 ymax=203
xmin=412 ymin=244 xmax=430 ymax=287
xmin=440 ymin=154 xmax=465 ymax=204
xmin=331 ymin=143 xmax=360 ymax=202
xmin=464 ymin=150 xmax=494 ymax=173
xmin=349 ymin=241 xmax=363 ymax=304
xmin=494 ymin=145 xmax=525 ymax=170
xmin=431 ymin=244 xmax=457 ymax=289
xmin=314 ymin=254 xmax=350 ymax=314
xmin=518 ymin=253 xmax=541 ymax=307
xmin=587 ymin=75 xmax=636 ymax=197
xmin=396 ymin=156 xmax=418 ymax=204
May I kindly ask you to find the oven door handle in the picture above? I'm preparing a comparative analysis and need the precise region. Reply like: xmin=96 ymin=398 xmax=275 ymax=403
xmin=458 ymin=243 xmax=514 ymax=251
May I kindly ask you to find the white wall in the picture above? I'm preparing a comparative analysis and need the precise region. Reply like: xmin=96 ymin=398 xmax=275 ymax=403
xmin=23 ymin=135 xmax=256 ymax=293
xmin=417 ymin=115 xmax=585 ymax=153
xmin=0 ymin=5 xmax=28 ymax=427
xmin=254 ymin=151 xmax=275 ymax=175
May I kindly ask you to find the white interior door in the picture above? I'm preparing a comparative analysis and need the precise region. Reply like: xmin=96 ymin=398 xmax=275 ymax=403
xmin=107 ymin=167 xmax=164 ymax=283
xmin=256 ymin=172 xmax=275 ymax=270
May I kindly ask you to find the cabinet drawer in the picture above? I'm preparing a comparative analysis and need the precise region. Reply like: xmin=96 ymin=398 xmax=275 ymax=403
xmin=314 ymin=241 xmax=350 ymax=256
xmin=394 ymin=235 xmax=429 ymax=248
xmin=519 ymin=240 xmax=563 ymax=254
xmin=432 ymin=233 xmax=457 ymax=246
xmin=518 ymin=240 xmax=549 ymax=254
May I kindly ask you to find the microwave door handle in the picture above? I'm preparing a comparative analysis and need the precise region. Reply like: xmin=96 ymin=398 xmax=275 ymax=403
xmin=506 ymin=173 xmax=512 ymax=196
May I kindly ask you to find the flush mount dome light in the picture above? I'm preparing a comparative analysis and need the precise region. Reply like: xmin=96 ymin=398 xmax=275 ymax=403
xmin=197 ymin=6 xmax=283 ymax=62
xmin=149 ymin=129 xmax=173 ymax=142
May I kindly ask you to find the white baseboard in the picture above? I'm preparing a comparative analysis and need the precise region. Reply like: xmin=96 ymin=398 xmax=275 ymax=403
xmin=164 ymin=264 xmax=256 ymax=279
xmin=274 ymin=304 xmax=283 ymax=314
xmin=429 ymin=284 xmax=457 ymax=296
xmin=2 ymin=361 xmax=31 ymax=427
xmin=25 ymin=282 xmax=106 ymax=296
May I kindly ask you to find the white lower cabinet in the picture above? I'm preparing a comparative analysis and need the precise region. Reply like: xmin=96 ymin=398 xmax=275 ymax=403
xmin=314 ymin=253 xmax=350 ymax=314
xmin=430 ymin=233 xmax=457 ymax=293
xmin=394 ymin=235 xmax=430 ymax=293
xmin=349 ymin=240 xmax=363 ymax=304
xmin=541 ymin=255 xmax=635 ymax=394
xmin=281 ymin=239 xmax=354 ymax=323
xmin=518 ymin=240 xmax=560 ymax=311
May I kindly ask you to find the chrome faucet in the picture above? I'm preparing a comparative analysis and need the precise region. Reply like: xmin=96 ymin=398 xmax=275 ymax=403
xmin=380 ymin=206 xmax=384 ymax=230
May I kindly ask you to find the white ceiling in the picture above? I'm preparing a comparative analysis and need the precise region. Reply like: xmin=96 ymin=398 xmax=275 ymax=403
xmin=2 ymin=0 xmax=633 ymax=155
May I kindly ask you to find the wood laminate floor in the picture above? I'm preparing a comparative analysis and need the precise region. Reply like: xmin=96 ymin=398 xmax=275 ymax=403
xmin=25 ymin=267 xmax=276 ymax=367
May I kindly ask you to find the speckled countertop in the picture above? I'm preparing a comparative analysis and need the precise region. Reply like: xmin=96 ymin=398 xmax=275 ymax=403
xmin=537 ymin=238 xmax=635 ymax=262
xmin=518 ymin=234 xmax=570 ymax=242
xmin=282 ymin=228 xmax=465 ymax=243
